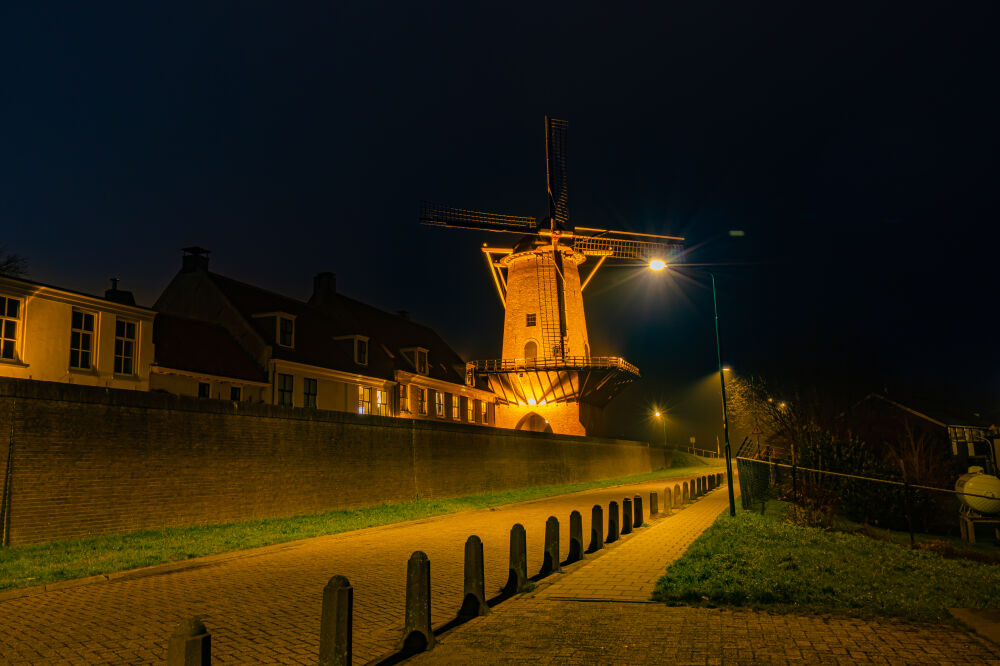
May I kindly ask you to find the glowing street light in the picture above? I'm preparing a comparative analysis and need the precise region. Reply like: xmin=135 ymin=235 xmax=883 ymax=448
xmin=649 ymin=261 xmax=737 ymax=517
xmin=653 ymin=409 xmax=668 ymax=448
xmin=722 ymin=366 xmax=732 ymax=372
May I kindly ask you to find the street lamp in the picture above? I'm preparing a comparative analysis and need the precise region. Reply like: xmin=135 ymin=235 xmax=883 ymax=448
xmin=649 ymin=261 xmax=737 ymax=517
xmin=653 ymin=409 xmax=668 ymax=448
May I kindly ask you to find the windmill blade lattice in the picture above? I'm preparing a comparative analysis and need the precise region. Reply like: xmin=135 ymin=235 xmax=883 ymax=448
xmin=420 ymin=202 xmax=536 ymax=232
xmin=545 ymin=117 xmax=570 ymax=230
xmin=573 ymin=235 xmax=682 ymax=262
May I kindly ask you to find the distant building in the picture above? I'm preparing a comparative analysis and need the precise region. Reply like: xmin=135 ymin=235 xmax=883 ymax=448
xmin=153 ymin=248 xmax=496 ymax=423
xmin=0 ymin=274 xmax=155 ymax=389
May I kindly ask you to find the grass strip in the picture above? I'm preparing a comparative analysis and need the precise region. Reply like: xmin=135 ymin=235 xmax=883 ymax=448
xmin=653 ymin=501 xmax=1000 ymax=622
xmin=1 ymin=459 xmax=719 ymax=591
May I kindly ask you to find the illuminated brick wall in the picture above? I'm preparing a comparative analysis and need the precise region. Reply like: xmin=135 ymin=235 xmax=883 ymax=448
xmin=0 ymin=378 xmax=661 ymax=546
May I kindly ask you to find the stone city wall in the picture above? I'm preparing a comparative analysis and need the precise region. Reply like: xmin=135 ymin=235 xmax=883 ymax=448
xmin=0 ymin=378 xmax=662 ymax=545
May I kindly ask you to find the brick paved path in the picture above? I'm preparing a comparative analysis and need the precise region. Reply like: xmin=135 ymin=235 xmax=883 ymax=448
xmin=410 ymin=482 xmax=1000 ymax=665
xmin=0 ymin=470 xmax=718 ymax=664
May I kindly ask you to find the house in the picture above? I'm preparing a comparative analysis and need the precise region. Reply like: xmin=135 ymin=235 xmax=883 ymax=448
xmin=0 ymin=274 xmax=155 ymax=389
xmin=152 ymin=248 xmax=496 ymax=423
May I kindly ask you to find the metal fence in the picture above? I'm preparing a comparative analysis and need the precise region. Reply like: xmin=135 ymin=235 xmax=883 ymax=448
xmin=736 ymin=457 xmax=1000 ymax=544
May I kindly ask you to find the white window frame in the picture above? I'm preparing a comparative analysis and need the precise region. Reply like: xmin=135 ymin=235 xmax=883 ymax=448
xmin=358 ymin=385 xmax=373 ymax=415
xmin=70 ymin=309 xmax=97 ymax=370
xmin=0 ymin=295 xmax=22 ymax=362
xmin=399 ymin=384 xmax=409 ymax=412
xmin=303 ymin=377 xmax=318 ymax=408
xmin=114 ymin=318 xmax=138 ymax=376
xmin=277 ymin=373 xmax=294 ymax=406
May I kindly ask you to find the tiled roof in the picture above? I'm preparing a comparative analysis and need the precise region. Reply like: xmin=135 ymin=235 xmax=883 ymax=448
xmin=153 ymin=313 xmax=268 ymax=383
xmin=206 ymin=272 xmax=466 ymax=384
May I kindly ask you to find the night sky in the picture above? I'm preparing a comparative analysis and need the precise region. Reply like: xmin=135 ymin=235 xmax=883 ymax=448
xmin=2 ymin=2 xmax=997 ymax=439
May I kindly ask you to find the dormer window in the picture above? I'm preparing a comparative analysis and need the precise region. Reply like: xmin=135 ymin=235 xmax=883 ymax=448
xmin=402 ymin=347 xmax=429 ymax=375
xmin=335 ymin=335 xmax=370 ymax=366
xmin=253 ymin=312 xmax=296 ymax=348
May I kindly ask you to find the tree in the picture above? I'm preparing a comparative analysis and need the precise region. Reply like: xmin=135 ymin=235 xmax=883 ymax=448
xmin=0 ymin=246 xmax=27 ymax=277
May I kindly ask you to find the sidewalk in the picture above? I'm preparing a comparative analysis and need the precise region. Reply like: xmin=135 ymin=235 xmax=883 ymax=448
xmin=0 ymin=469 xmax=718 ymax=664
xmin=410 ymin=484 xmax=1000 ymax=665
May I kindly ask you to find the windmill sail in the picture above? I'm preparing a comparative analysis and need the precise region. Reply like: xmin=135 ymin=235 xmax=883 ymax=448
xmin=421 ymin=202 xmax=536 ymax=232
xmin=573 ymin=235 xmax=681 ymax=262
xmin=545 ymin=117 xmax=570 ymax=230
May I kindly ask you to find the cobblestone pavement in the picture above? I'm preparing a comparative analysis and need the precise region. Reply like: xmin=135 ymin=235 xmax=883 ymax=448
xmin=408 ymin=600 xmax=1000 ymax=665
xmin=0 ymin=470 xmax=719 ymax=664
xmin=412 ymin=484 xmax=1000 ymax=665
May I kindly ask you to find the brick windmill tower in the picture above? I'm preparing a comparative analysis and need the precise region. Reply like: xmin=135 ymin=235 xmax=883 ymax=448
xmin=422 ymin=118 xmax=683 ymax=436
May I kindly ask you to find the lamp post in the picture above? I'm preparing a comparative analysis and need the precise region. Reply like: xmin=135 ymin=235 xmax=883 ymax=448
xmin=653 ymin=410 xmax=667 ymax=448
xmin=649 ymin=260 xmax=737 ymax=516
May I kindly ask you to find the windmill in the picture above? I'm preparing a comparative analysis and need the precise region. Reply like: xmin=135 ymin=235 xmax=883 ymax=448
xmin=422 ymin=117 xmax=684 ymax=436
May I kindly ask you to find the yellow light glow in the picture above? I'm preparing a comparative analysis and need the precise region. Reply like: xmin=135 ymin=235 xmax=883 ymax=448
xmin=649 ymin=259 xmax=667 ymax=271
xmin=654 ymin=411 xmax=661 ymax=417
xmin=722 ymin=366 xmax=732 ymax=372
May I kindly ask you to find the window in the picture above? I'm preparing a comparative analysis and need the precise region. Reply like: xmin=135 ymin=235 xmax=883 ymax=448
xmin=355 ymin=338 xmax=368 ymax=365
xmin=358 ymin=385 xmax=372 ymax=414
xmin=526 ymin=313 xmax=536 ymax=327
xmin=416 ymin=387 xmax=427 ymax=415
xmin=467 ymin=399 xmax=475 ymax=422
xmin=524 ymin=340 xmax=537 ymax=359
xmin=230 ymin=386 xmax=242 ymax=401
xmin=376 ymin=389 xmax=390 ymax=416
xmin=452 ymin=395 xmax=460 ymax=420
xmin=278 ymin=316 xmax=294 ymax=347
xmin=416 ymin=349 xmax=428 ymax=374
xmin=70 ymin=310 xmax=95 ymax=369
xmin=198 ymin=382 xmax=210 ymax=398
xmin=114 ymin=319 xmax=137 ymax=375
xmin=434 ymin=391 xmax=445 ymax=418
xmin=278 ymin=373 xmax=294 ymax=406
xmin=304 ymin=378 xmax=318 ymax=408
xmin=399 ymin=384 xmax=408 ymax=412
xmin=0 ymin=296 xmax=21 ymax=361
xmin=482 ymin=403 xmax=489 ymax=424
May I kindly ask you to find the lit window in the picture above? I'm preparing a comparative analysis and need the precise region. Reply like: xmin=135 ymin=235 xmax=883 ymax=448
xmin=356 ymin=338 xmax=368 ymax=365
xmin=376 ymin=388 xmax=391 ymax=416
xmin=0 ymin=295 xmax=21 ymax=361
xmin=416 ymin=387 xmax=427 ymax=415
xmin=70 ymin=310 xmax=95 ymax=369
xmin=114 ymin=319 xmax=137 ymax=375
xmin=399 ymin=384 xmax=409 ymax=412
xmin=304 ymin=378 xmax=318 ymax=408
xmin=434 ymin=391 xmax=445 ymax=418
xmin=416 ymin=349 xmax=428 ymax=374
xmin=198 ymin=382 xmax=210 ymax=398
xmin=452 ymin=395 xmax=460 ymax=420
xmin=358 ymin=385 xmax=372 ymax=414
xmin=230 ymin=386 xmax=242 ymax=401
xmin=278 ymin=316 xmax=294 ymax=347
xmin=467 ymin=399 xmax=475 ymax=422
xmin=526 ymin=313 xmax=536 ymax=327
xmin=278 ymin=373 xmax=294 ymax=406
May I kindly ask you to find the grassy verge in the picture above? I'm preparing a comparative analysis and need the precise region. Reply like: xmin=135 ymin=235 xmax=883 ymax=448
xmin=0 ymin=461 xmax=718 ymax=591
xmin=653 ymin=500 xmax=1000 ymax=622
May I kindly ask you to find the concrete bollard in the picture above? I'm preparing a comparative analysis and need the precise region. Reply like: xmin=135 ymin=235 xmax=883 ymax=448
xmin=608 ymin=501 xmax=620 ymax=543
xmin=588 ymin=504 xmax=604 ymax=552
xmin=707 ymin=475 xmax=714 ymax=491
xmin=682 ymin=481 xmax=690 ymax=503
xmin=719 ymin=472 xmax=724 ymax=486
xmin=320 ymin=575 xmax=353 ymax=666
xmin=703 ymin=476 xmax=709 ymax=493
xmin=673 ymin=484 xmax=682 ymax=508
xmin=167 ymin=617 xmax=211 ymax=666
xmin=460 ymin=536 xmax=489 ymax=619
xmin=649 ymin=491 xmax=659 ymax=516
xmin=398 ymin=551 xmax=435 ymax=653
xmin=662 ymin=487 xmax=672 ymax=515
xmin=633 ymin=494 xmax=644 ymax=528
xmin=541 ymin=516 xmax=561 ymax=574
xmin=505 ymin=523 xmax=529 ymax=594
xmin=697 ymin=476 xmax=703 ymax=495
xmin=621 ymin=497 xmax=633 ymax=535
xmin=568 ymin=510 xmax=584 ymax=563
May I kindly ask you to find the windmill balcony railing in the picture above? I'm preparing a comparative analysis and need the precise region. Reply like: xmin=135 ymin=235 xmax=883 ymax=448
xmin=467 ymin=356 xmax=640 ymax=376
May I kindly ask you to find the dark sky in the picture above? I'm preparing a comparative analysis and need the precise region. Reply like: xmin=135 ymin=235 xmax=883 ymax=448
xmin=2 ymin=2 xmax=997 ymax=438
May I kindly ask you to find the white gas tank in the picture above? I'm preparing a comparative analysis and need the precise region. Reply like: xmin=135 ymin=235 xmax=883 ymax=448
xmin=955 ymin=467 xmax=1000 ymax=515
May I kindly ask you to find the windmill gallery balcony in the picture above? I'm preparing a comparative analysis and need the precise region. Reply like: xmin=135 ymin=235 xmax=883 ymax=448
xmin=466 ymin=355 xmax=640 ymax=408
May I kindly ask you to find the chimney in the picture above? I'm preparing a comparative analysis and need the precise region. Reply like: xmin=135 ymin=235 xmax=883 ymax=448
xmin=181 ymin=246 xmax=211 ymax=273
xmin=104 ymin=277 xmax=136 ymax=306
xmin=309 ymin=272 xmax=337 ymax=307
